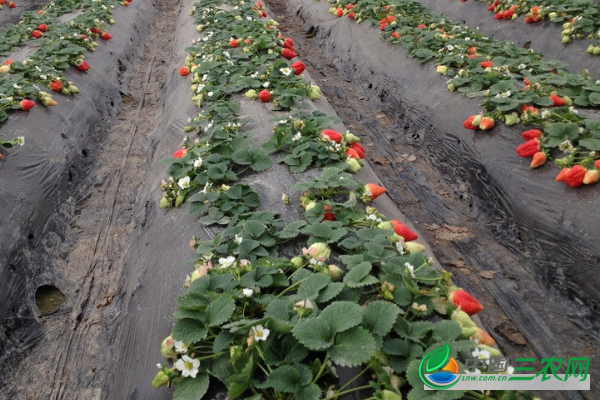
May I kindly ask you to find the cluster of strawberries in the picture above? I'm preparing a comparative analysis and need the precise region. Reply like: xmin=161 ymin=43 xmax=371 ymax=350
xmin=0 ymin=0 xmax=17 ymax=8
xmin=252 ymin=1 xmax=267 ymax=18
xmin=332 ymin=3 xmax=355 ymax=18
xmin=556 ymin=161 xmax=600 ymax=187
xmin=463 ymin=114 xmax=495 ymax=131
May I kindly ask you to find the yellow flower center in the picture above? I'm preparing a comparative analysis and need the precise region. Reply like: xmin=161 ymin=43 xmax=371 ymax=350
xmin=256 ymin=331 xmax=263 ymax=338
xmin=185 ymin=361 xmax=194 ymax=370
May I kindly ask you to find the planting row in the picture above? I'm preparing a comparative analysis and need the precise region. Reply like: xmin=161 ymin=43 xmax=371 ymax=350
xmin=154 ymin=1 xmax=533 ymax=399
xmin=0 ymin=0 xmax=128 ymax=158
xmin=457 ymin=0 xmax=600 ymax=55
xmin=327 ymin=0 xmax=600 ymax=188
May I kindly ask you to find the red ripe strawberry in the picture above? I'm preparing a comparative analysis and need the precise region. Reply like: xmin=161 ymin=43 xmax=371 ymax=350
xmin=390 ymin=219 xmax=418 ymax=241
xmin=284 ymin=37 xmax=294 ymax=46
xmin=487 ymin=3 xmax=495 ymax=10
xmin=549 ymin=94 xmax=565 ymax=106
xmin=524 ymin=16 xmax=533 ymax=23
xmin=256 ymin=1 xmax=263 ymax=7
xmin=479 ymin=117 xmax=494 ymax=130
xmin=261 ymin=10 xmax=267 ymax=17
xmin=450 ymin=289 xmax=483 ymax=316
xmin=31 ymin=30 xmax=42 ymax=38
xmin=516 ymin=139 xmax=540 ymax=158
xmin=503 ymin=9 xmax=514 ymax=19
xmin=90 ymin=27 xmax=102 ymax=34
xmin=283 ymin=41 xmax=294 ymax=51
xmin=468 ymin=54 xmax=478 ymax=59
xmin=258 ymin=89 xmax=270 ymax=102
xmin=480 ymin=60 xmax=493 ymax=68
xmin=565 ymin=165 xmax=586 ymax=188
xmin=467 ymin=46 xmax=477 ymax=54
xmin=463 ymin=115 xmax=478 ymax=130
xmin=494 ymin=11 xmax=503 ymax=19
xmin=172 ymin=148 xmax=187 ymax=158
xmin=556 ymin=168 xmax=570 ymax=182
xmin=278 ymin=34 xmax=284 ymax=39
xmin=595 ymin=160 xmax=600 ymax=169
xmin=346 ymin=3 xmax=354 ymax=10
xmin=379 ymin=23 xmax=388 ymax=31
xmin=20 ymin=99 xmax=35 ymax=111
xmin=523 ymin=77 xmax=531 ymax=86
xmin=530 ymin=152 xmax=546 ymax=168
xmin=364 ymin=183 xmax=386 ymax=200
xmin=387 ymin=15 xmax=395 ymax=23
xmin=521 ymin=105 xmax=538 ymax=114
xmin=101 ymin=32 xmax=112 ymax=40
xmin=50 ymin=80 xmax=62 ymax=92
xmin=391 ymin=32 xmax=400 ymax=39
xmin=532 ymin=14 xmax=541 ymax=22
xmin=379 ymin=18 xmax=387 ymax=24
xmin=178 ymin=66 xmax=189 ymax=76
xmin=229 ymin=39 xmax=238 ymax=48
xmin=282 ymin=48 xmax=297 ymax=60
xmin=244 ymin=39 xmax=251 ymax=44
xmin=37 ymin=24 xmax=48 ymax=32
xmin=347 ymin=11 xmax=355 ymax=19
xmin=76 ymin=60 xmax=89 ymax=71
xmin=321 ymin=129 xmax=342 ymax=143
xmin=291 ymin=61 xmax=305 ymax=75
xmin=336 ymin=7 xmax=343 ymax=17
xmin=8 ymin=1 xmax=16 ymax=7
xmin=0 ymin=0 xmax=8 ymax=5
xmin=323 ymin=205 xmax=335 ymax=221
xmin=416 ymin=24 xmax=426 ymax=29
xmin=350 ymin=142 xmax=365 ymax=158
xmin=531 ymin=6 xmax=539 ymax=12
xmin=521 ymin=129 xmax=542 ymax=140
xmin=345 ymin=148 xmax=360 ymax=159
xmin=5 ymin=59 xmax=13 ymax=65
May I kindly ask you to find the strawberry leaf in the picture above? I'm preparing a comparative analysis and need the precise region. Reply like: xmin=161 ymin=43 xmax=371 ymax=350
xmin=327 ymin=326 xmax=377 ymax=367
xmin=205 ymin=296 xmax=236 ymax=327
xmin=173 ymin=374 xmax=210 ymax=400
xmin=363 ymin=301 xmax=402 ymax=336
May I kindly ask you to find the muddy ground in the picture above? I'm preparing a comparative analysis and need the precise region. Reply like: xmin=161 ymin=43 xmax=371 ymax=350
xmin=0 ymin=0 xmax=598 ymax=399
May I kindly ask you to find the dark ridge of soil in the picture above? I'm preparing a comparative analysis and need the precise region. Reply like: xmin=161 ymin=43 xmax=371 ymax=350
xmin=266 ymin=1 xmax=599 ymax=399
xmin=0 ymin=0 xmax=179 ymax=397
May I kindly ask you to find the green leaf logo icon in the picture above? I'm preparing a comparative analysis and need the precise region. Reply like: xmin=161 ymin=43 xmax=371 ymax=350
xmin=425 ymin=343 xmax=450 ymax=373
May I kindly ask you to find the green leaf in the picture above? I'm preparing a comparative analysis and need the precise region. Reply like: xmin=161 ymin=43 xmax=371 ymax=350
xmin=205 ymin=296 xmax=236 ymax=327
xmin=213 ymin=331 xmax=235 ymax=353
xmin=173 ymin=374 xmax=210 ymax=400
xmin=393 ymin=287 xmax=413 ymax=306
xmin=383 ymin=338 xmax=409 ymax=356
xmin=363 ymin=301 xmax=402 ymax=336
xmin=296 ymin=383 xmax=321 ymax=400
xmin=328 ymin=326 xmax=377 ymax=367
xmin=316 ymin=282 xmax=345 ymax=303
xmin=295 ymin=273 xmax=331 ymax=301
xmin=279 ymin=220 xmax=307 ymax=239
xmin=292 ymin=318 xmax=335 ymax=350
xmin=431 ymin=320 xmax=461 ymax=343
xmin=589 ymin=92 xmax=600 ymax=105
xmin=579 ymin=138 xmax=600 ymax=151
xmin=172 ymin=319 xmax=208 ymax=343
xmin=319 ymin=301 xmax=363 ymax=333
xmin=343 ymin=261 xmax=378 ymax=288
xmin=257 ymin=365 xmax=300 ymax=393
xmin=244 ymin=220 xmax=267 ymax=238
xmin=263 ymin=335 xmax=309 ymax=366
